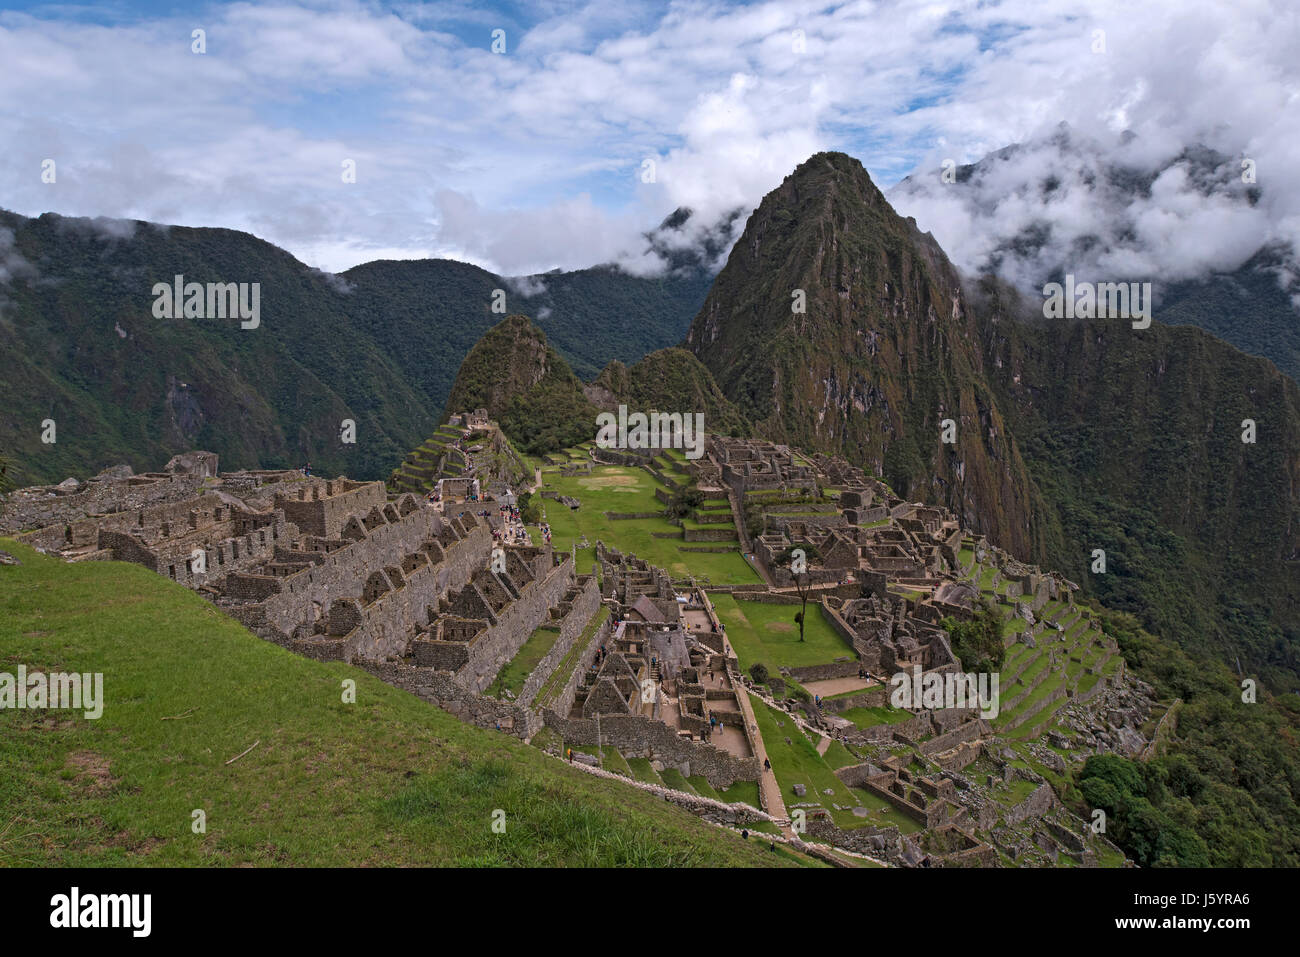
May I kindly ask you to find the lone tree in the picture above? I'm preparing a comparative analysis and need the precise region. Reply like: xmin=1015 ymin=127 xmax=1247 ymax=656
xmin=517 ymin=491 xmax=542 ymax=524
xmin=774 ymin=543 xmax=821 ymax=642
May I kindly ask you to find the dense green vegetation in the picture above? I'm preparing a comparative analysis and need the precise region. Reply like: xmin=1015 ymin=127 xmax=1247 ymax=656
xmin=588 ymin=348 xmax=750 ymax=435
xmin=0 ymin=539 xmax=791 ymax=867
xmin=1070 ymin=606 xmax=1300 ymax=867
xmin=441 ymin=315 xmax=598 ymax=457
xmin=0 ymin=211 xmax=707 ymax=486
xmin=977 ymin=282 xmax=1300 ymax=693
xmin=941 ymin=600 xmax=1006 ymax=673
xmin=500 ymin=379 xmax=597 ymax=456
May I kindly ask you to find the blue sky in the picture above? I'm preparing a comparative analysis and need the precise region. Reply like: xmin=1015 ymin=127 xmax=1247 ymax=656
xmin=1 ymin=0 xmax=1295 ymax=278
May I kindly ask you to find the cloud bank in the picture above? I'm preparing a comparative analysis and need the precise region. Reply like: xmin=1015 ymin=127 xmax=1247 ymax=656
xmin=0 ymin=0 xmax=1294 ymax=285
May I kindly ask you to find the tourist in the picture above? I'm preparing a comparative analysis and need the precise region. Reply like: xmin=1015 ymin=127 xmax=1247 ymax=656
xmin=763 ymin=758 xmax=771 ymax=772
xmin=741 ymin=829 xmax=749 ymax=840
xmin=567 ymin=748 xmax=573 ymax=763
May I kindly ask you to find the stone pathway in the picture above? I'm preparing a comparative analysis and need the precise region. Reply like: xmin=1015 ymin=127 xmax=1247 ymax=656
xmin=815 ymin=736 xmax=832 ymax=756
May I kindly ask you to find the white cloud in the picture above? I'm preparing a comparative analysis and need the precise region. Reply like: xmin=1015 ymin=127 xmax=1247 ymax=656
xmin=0 ymin=0 xmax=1294 ymax=286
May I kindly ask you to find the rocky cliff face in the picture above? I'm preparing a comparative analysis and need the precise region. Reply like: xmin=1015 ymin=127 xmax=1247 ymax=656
xmin=685 ymin=151 xmax=1046 ymax=556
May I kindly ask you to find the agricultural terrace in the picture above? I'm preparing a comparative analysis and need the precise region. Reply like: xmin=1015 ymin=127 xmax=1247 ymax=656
xmin=534 ymin=457 xmax=760 ymax=585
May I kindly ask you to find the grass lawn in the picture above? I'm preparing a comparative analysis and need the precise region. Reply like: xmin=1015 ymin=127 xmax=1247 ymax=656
xmin=659 ymin=767 xmax=694 ymax=793
xmin=822 ymin=739 xmax=859 ymax=770
xmin=687 ymin=775 xmax=720 ymax=800
xmin=624 ymin=757 xmax=663 ymax=786
xmin=0 ymin=541 xmax=795 ymax=868
xmin=596 ymin=746 xmax=627 ymax=775
xmin=485 ymin=625 xmax=562 ymax=699
xmin=536 ymin=466 xmax=759 ymax=583
xmin=839 ymin=705 xmax=913 ymax=729
xmin=746 ymin=694 xmax=865 ymax=830
xmin=711 ymin=594 xmax=855 ymax=671
xmin=716 ymin=779 xmax=761 ymax=809
xmin=846 ymin=787 xmax=925 ymax=835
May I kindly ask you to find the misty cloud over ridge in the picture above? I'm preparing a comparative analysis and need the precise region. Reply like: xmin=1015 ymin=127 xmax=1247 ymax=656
xmin=889 ymin=126 xmax=1288 ymax=298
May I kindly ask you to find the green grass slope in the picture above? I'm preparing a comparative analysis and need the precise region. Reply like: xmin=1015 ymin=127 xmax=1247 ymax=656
xmin=0 ymin=541 xmax=795 ymax=868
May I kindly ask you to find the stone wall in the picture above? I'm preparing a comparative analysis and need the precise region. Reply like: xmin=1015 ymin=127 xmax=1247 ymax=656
xmin=512 ymin=577 xmax=601 ymax=706
xmin=456 ymin=555 xmax=576 ymax=692
xmin=1002 ymin=782 xmax=1058 ymax=826
xmin=2 ymin=472 xmax=205 ymax=535
xmin=360 ymin=660 xmax=543 ymax=740
xmin=545 ymin=616 xmax=615 ymax=717
xmin=544 ymin=710 xmax=760 ymax=789
xmin=787 ymin=659 xmax=860 ymax=683
xmin=223 ymin=507 xmax=491 ymax=646
xmin=274 ymin=480 xmax=386 ymax=538
xmin=549 ymin=759 xmax=773 ymax=828
xmin=918 ymin=717 xmax=988 ymax=757
xmin=820 ymin=686 xmax=889 ymax=713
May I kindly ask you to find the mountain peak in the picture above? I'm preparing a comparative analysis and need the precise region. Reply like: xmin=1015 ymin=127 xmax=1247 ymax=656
xmin=442 ymin=314 xmax=596 ymax=455
xmin=684 ymin=149 xmax=1039 ymax=554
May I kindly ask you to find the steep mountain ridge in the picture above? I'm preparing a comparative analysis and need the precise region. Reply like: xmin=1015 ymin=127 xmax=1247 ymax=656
xmin=684 ymin=151 xmax=1300 ymax=689
xmin=973 ymin=276 xmax=1300 ymax=679
xmin=685 ymin=151 xmax=1046 ymax=556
